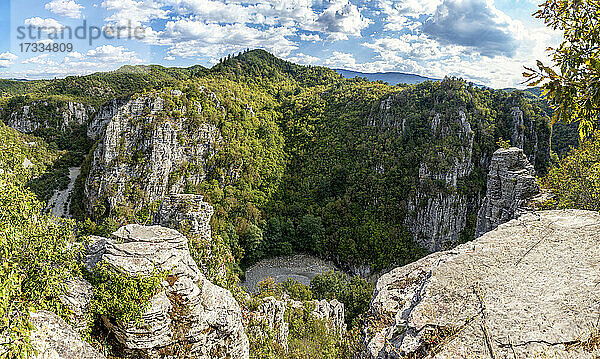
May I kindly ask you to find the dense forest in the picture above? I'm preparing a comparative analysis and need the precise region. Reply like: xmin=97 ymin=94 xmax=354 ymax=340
xmin=0 ymin=50 xmax=558 ymax=274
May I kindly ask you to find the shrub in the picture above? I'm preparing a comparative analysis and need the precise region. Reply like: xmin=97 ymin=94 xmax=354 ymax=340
xmin=543 ymin=132 xmax=600 ymax=210
xmin=0 ymin=175 xmax=81 ymax=356
xmin=311 ymin=270 xmax=374 ymax=326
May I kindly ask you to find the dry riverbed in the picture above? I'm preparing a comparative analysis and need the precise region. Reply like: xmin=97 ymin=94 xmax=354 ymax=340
xmin=242 ymin=254 xmax=339 ymax=292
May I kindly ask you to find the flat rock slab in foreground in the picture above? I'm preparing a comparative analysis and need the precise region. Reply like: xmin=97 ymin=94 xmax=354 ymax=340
xmin=364 ymin=210 xmax=600 ymax=359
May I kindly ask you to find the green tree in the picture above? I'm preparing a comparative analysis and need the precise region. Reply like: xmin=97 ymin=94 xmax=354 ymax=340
xmin=310 ymin=270 xmax=374 ymax=326
xmin=0 ymin=175 xmax=81 ymax=356
xmin=296 ymin=214 xmax=324 ymax=252
xmin=543 ymin=131 xmax=600 ymax=210
xmin=524 ymin=0 xmax=600 ymax=138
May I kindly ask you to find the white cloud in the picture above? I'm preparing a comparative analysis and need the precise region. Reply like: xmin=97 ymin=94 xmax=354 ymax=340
xmin=324 ymin=51 xmax=358 ymax=68
xmin=286 ymin=52 xmax=320 ymax=65
xmin=163 ymin=19 xmax=298 ymax=57
xmin=0 ymin=53 xmax=18 ymax=68
xmin=300 ymin=33 xmax=321 ymax=42
xmin=316 ymin=0 xmax=371 ymax=40
xmin=24 ymin=17 xmax=66 ymax=30
xmin=102 ymin=0 xmax=169 ymax=26
xmin=45 ymin=0 xmax=84 ymax=19
xmin=22 ymin=54 xmax=58 ymax=65
xmin=86 ymin=45 xmax=142 ymax=63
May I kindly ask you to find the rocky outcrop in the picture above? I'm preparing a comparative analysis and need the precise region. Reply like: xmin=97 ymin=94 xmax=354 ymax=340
xmin=363 ymin=210 xmax=600 ymax=359
xmin=59 ymin=277 xmax=94 ymax=334
xmin=405 ymin=110 xmax=474 ymax=252
xmin=7 ymin=100 xmax=94 ymax=134
xmin=252 ymin=296 xmax=345 ymax=350
xmin=29 ymin=310 xmax=105 ymax=359
xmin=154 ymin=194 xmax=213 ymax=238
xmin=84 ymin=93 xmax=221 ymax=219
xmin=85 ymin=224 xmax=249 ymax=359
xmin=475 ymin=147 xmax=540 ymax=237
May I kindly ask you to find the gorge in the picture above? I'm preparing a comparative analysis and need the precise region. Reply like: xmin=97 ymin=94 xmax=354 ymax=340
xmin=0 ymin=50 xmax=596 ymax=359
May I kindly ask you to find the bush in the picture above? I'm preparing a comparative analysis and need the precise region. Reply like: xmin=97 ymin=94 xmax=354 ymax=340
xmin=85 ymin=263 xmax=166 ymax=325
xmin=543 ymin=132 xmax=600 ymax=210
xmin=311 ymin=270 xmax=374 ymax=327
xmin=0 ymin=175 xmax=81 ymax=356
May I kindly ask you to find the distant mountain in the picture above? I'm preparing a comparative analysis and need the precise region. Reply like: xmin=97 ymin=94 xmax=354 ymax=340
xmin=334 ymin=69 xmax=438 ymax=85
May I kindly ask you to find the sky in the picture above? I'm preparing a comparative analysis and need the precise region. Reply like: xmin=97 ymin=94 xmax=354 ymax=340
xmin=0 ymin=0 xmax=562 ymax=88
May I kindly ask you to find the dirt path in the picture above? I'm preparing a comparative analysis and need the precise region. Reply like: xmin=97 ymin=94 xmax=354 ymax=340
xmin=241 ymin=254 xmax=339 ymax=292
xmin=48 ymin=167 xmax=80 ymax=218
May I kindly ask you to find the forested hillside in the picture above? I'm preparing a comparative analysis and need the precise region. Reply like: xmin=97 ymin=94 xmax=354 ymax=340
xmin=0 ymin=50 xmax=554 ymax=276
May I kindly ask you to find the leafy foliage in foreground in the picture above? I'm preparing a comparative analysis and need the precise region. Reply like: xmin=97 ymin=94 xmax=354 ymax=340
xmin=543 ymin=131 xmax=600 ymax=210
xmin=524 ymin=0 xmax=600 ymax=138
xmin=85 ymin=264 xmax=166 ymax=325
xmin=0 ymin=175 xmax=80 ymax=356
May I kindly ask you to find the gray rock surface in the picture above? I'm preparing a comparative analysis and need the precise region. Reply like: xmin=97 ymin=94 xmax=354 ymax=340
xmin=84 ymin=93 xmax=220 ymax=218
xmin=29 ymin=310 xmax=105 ymax=359
xmin=252 ymin=296 xmax=346 ymax=350
xmin=59 ymin=277 xmax=94 ymax=334
xmin=87 ymin=224 xmax=249 ymax=359
xmin=475 ymin=147 xmax=540 ymax=237
xmin=363 ymin=210 xmax=600 ymax=359
xmin=242 ymin=254 xmax=339 ymax=291
xmin=154 ymin=193 xmax=214 ymax=239
xmin=7 ymin=100 xmax=94 ymax=134
xmin=405 ymin=110 xmax=474 ymax=252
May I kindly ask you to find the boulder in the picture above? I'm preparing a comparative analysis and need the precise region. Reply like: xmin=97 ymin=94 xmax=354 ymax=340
xmin=363 ymin=210 xmax=600 ymax=359
xmin=475 ymin=147 xmax=540 ymax=237
xmin=252 ymin=296 xmax=346 ymax=350
xmin=87 ymin=224 xmax=249 ymax=359
xmin=59 ymin=277 xmax=94 ymax=334
xmin=29 ymin=310 xmax=104 ymax=359
xmin=154 ymin=194 xmax=213 ymax=239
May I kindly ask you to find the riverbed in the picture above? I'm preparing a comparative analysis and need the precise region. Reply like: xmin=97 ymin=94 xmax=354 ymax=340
xmin=241 ymin=254 xmax=339 ymax=292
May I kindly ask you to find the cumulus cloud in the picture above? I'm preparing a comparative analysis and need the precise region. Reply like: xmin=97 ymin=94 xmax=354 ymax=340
xmin=24 ymin=17 xmax=66 ymax=30
xmin=45 ymin=0 xmax=83 ymax=18
xmin=300 ymin=33 xmax=321 ymax=42
xmin=422 ymin=0 xmax=519 ymax=57
xmin=102 ymin=0 xmax=168 ymax=26
xmin=0 ymin=53 xmax=18 ymax=68
xmin=316 ymin=0 xmax=371 ymax=40
xmin=324 ymin=51 xmax=358 ymax=68
xmin=86 ymin=45 xmax=142 ymax=63
xmin=286 ymin=52 xmax=320 ymax=65
xmin=163 ymin=20 xmax=298 ymax=57
xmin=22 ymin=54 xmax=58 ymax=66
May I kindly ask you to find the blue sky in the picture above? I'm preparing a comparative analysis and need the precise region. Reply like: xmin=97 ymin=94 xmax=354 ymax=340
xmin=0 ymin=0 xmax=562 ymax=88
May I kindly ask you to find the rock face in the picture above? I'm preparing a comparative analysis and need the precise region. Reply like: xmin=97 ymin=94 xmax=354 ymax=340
xmin=363 ymin=210 xmax=600 ymax=359
xmin=84 ymin=94 xmax=220 ymax=219
xmin=7 ymin=100 xmax=95 ymax=134
xmin=154 ymin=194 xmax=214 ymax=239
xmin=475 ymin=147 xmax=540 ymax=237
xmin=85 ymin=224 xmax=249 ymax=359
xmin=366 ymin=89 xmax=552 ymax=253
xmin=29 ymin=310 xmax=105 ymax=359
xmin=405 ymin=111 xmax=474 ymax=251
xmin=59 ymin=277 xmax=94 ymax=334
xmin=253 ymin=296 xmax=345 ymax=350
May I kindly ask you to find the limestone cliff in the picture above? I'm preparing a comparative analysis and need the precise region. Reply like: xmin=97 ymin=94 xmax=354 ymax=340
xmin=250 ymin=296 xmax=346 ymax=351
xmin=370 ymin=91 xmax=549 ymax=252
xmin=475 ymin=147 xmax=540 ymax=237
xmin=5 ymin=99 xmax=95 ymax=133
xmin=84 ymin=224 xmax=249 ymax=358
xmin=362 ymin=210 xmax=600 ymax=359
xmin=83 ymin=92 xmax=221 ymax=219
